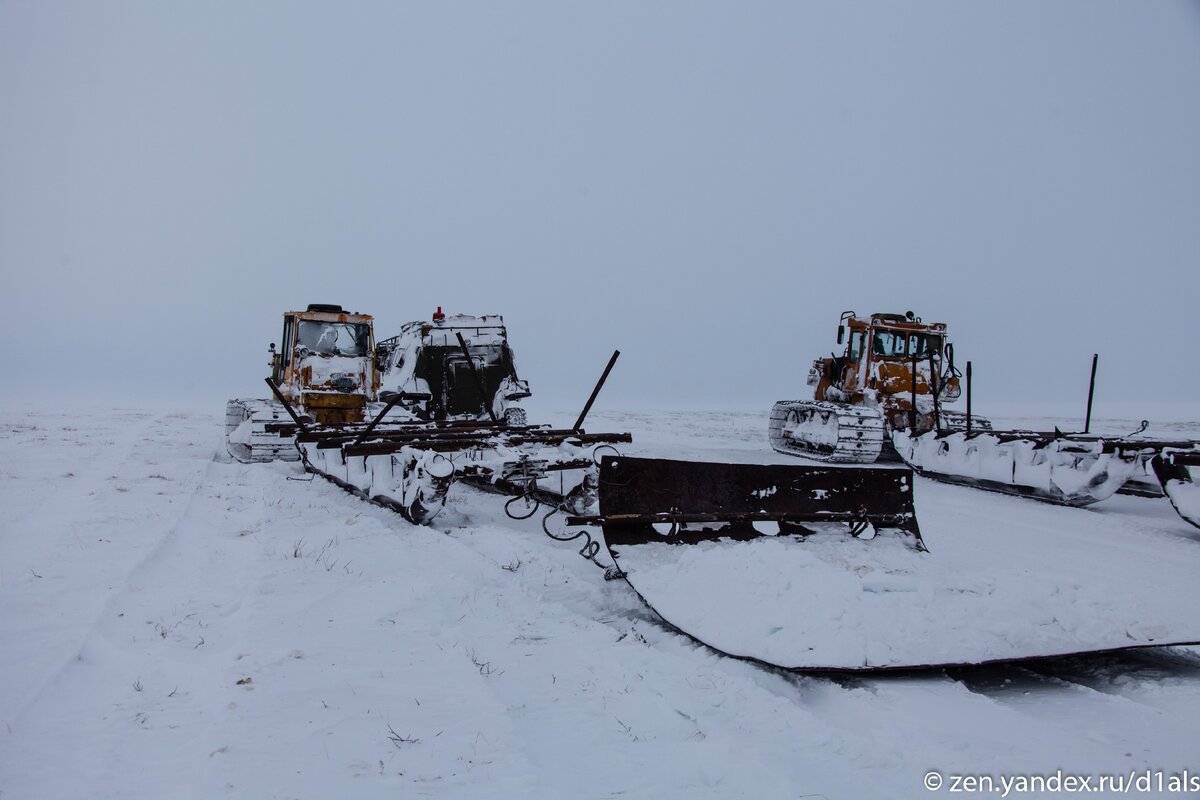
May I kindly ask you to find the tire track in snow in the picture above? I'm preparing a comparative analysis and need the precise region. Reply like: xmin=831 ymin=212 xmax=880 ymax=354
xmin=161 ymin=466 xmax=549 ymax=799
xmin=0 ymin=409 xmax=157 ymax=551
xmin=0 ymin=417 xmax=276 ymax=796
xmin=0 ymin=410 xmax=214 ymax=721
xmin=1 ymin=456 xmax=223 ymax=718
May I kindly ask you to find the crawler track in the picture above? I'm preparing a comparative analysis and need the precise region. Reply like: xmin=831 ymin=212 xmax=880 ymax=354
xmin=768 ymin=400 xmax=885 ymax=463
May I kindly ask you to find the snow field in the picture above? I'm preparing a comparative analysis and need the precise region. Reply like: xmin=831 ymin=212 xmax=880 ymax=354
xmin=2 ymin=406 xmax=1200 ymax=799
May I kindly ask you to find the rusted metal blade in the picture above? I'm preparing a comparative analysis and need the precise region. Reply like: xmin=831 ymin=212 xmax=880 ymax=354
xmin=583 ymin=455 xmax=1200 ymax=672
xmin=591 ymin=456 xmax=923 ymax=550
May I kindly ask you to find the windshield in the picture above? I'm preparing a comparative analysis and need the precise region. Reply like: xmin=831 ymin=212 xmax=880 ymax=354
xmin=871 ymin=329 xmax=942 ymax=359
xmin=296 ymin=320 xmax=370 ymax=357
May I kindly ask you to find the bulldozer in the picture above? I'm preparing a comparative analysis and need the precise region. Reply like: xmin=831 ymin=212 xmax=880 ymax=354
xmin=226 ymin=304 xmax=382 ymax=462
xmin=769 ymin=310 xmax=1200 ymax=518
xmin=769 ymin=310 xmax=970 ymax=463
xmin=237 ymin=305 xmax=632 ymax=526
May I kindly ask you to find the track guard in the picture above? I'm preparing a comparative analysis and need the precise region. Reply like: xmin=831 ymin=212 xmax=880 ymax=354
xmin=1152 ymin=450 xmax=1200 ymax=530
xmin=892 ymin=429 xmax=1138 ymax=506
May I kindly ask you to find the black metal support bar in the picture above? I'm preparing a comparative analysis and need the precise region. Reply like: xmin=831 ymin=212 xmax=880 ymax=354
xmin=573 ymin=350 xmax=621 ymax=432
xmin=1102 ymin=439 xmax=1200 ymax=455
xmin=1084 ymin=353 xmax=1098 ymax=434
xmin=297 ymin=419 xmax=509 ymax=442
xmin=544 ymin=458 xmax=593 ymax=472
xmin=455 ymin=331 xmax=499 ymax=424
xmin=928 ymin=351 xmax=941 ymax=433
xmin=264 ymin=378 xmax=309 ymax=435
xmin=351 ymin=394 xmax=404 ymax=447
xmin=565 ymin=432 xmax=633 ymax=445
xmin=565 ymin=510 xmax=913 ymax=527
xmin=966 ymin=360 xmax=973 ymax=436
xmin=312 ymin=428 xmax=516 ymax=448
xmin=346 ymin=439 xmax=495 ymax=457
xmin=909 ymin=354 xmax=918 ymax=432
xmin=1164 ymin=451 xmax=1200 ymax=467
xmin=302 ymin=425 xmax=578 ymax=447
xmin=343 ymin=431 xmax=632 ymax=459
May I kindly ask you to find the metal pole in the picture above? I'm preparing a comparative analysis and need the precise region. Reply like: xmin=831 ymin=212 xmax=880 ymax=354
xmin=264 ymin=377 xmax=310 ymax=434
xmin=455 ymin=332 xmax=499 ymax=424
xmin=573 ymin=350 xmax=621 ymax=432
xmin=352 ymin=393 xmax=403 ymax=447
xmin=1084 ymin=353 xmax=1098 ymax=434
xmin=966 ymin=361 xmax=973 ymax=435
xmin=928 ymin=350 xmax=941 ymax=433
xmin=909 ymin=354 xmax=918 ymax=432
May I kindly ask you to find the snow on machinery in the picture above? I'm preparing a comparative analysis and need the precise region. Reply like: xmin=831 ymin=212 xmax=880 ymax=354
xmin=226 ymin=304 xmax=384 ymax=463
xmin=293 ymin=307 xmax=632 ymax=525
xmin=769 ymin=310 xmax=974 ymax=464
xmin=1152 ymin=450 xmax=1200 ymax=529
xmin=375 ymin=308 xmax=531 ymax=426
xmin=895 ymin=421 xmax=1200 ymax=516
xmin=770 ymin=311 xmax=1200 ymax=522
xmin=543 ymin=311 xmax=1199 ymax=669
xmin=231 ymin=305 xmax=1200 ymax=672
xmin=893 ymin=353 xmax=1200 ymax=523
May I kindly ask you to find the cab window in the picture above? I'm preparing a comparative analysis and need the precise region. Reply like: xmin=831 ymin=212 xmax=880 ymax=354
xmin=908 ymin=333 xmax=942 ymax=358
xmin=849 ymin=331 xmax=864 ymax=361
xmin=297 ymin=321 xmax=371 ymax=357
xmin=871 ymin=329 xmax=906 ymax=357
xmin=280 ymin=317 xmax=295 ymax=366
xmin=872 ymin=328 xmax=942 ymax=358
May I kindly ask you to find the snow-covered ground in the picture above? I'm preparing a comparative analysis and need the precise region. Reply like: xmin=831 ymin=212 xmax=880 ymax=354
xmin=3 ymin=405 xmax=1200 ymax=799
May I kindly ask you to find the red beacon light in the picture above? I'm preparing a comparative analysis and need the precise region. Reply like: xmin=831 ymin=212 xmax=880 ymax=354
xmin=432 ymin=306 xmax=446 ymax=323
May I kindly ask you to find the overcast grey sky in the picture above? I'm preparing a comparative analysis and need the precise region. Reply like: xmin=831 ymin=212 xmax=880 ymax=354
xmin=4 ymin=1 xmax=1199 ymax=417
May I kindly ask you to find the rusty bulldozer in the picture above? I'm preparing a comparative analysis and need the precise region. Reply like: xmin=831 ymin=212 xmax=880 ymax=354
xmin=226 ymin=304 xmax=382 ymax=463
xmin=770 ymin=310 xmax=1200 ymax=526
xmin=227 ymin=305 xmax=631 ymax=526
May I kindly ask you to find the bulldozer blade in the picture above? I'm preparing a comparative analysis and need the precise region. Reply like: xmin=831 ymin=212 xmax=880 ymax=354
xmin=1152 ymin=450 xmax=1200 ymax=530
xmin=590 ymin=455 xmax=923 ymax=548
xmin=588 ymin=456 xmax=1200 ymax=671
